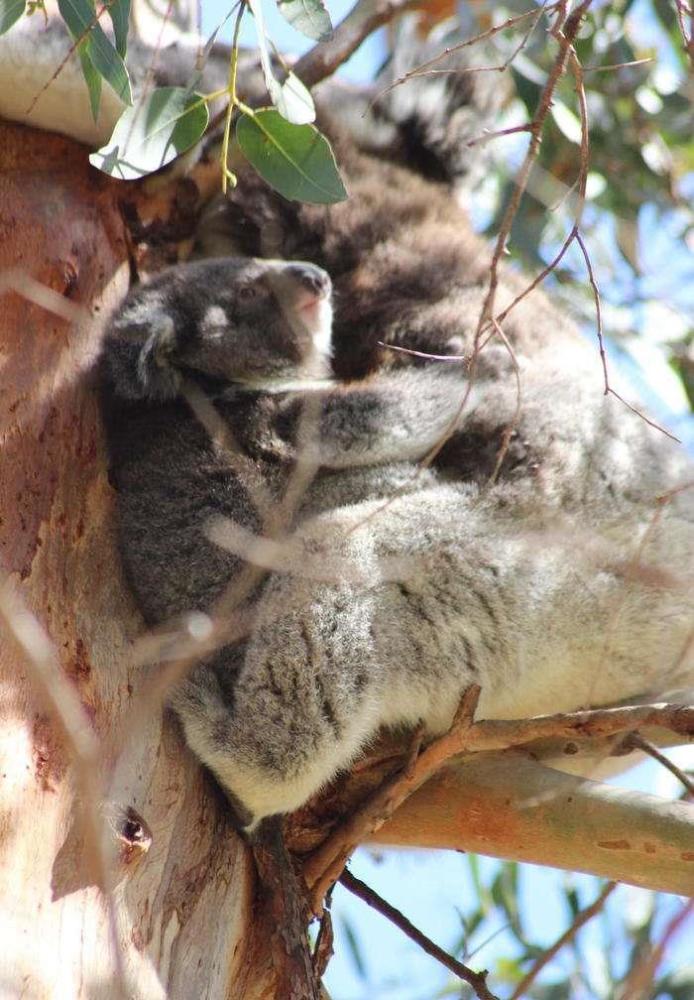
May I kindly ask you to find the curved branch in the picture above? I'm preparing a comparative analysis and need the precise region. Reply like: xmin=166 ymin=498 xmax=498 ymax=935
xmin=372 ymin=754 xmax=694 ymax=896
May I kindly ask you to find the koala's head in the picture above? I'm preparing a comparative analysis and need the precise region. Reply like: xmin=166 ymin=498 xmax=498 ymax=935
xmin=103 ymin=257 xmax=333 ymax=401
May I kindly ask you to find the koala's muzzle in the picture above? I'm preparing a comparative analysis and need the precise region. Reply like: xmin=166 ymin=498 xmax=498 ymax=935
xmin=284 ymin=262 xmax=331 ymax=299
xmin=261 ymin=259 xmax=331 ymax=307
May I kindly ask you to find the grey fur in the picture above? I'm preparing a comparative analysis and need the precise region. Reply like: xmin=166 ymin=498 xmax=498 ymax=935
xmin=101 ymin=250 xmax=694 ymax=828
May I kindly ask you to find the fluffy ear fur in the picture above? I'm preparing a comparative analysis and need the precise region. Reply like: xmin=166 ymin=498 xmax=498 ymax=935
xmin=103 ymin=314 xmax=182 ymax=402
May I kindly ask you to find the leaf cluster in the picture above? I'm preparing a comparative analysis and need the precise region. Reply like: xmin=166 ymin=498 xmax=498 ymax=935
xmin=0 ymin=0 xmax=346 ymax=202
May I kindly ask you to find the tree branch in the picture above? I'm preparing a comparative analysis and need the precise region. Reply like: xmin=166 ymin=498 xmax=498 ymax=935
xmin=622 ymin=732 xmax=694 ymax=798
xmin=371 ymin=753 xmax=694 ymax=896
xmin=303 ymin=695 xmax=694 ymax=909
xmin=340 ymin=870 xmax=499 ymax=1000
xmin=293 ymin=0 xmax=419 ymax=89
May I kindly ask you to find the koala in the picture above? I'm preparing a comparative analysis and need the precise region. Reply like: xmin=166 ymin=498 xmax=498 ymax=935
xmin=93 ymin=22 xmax=694 ymax=828
xmin=101 ymin=247 xmax=694 ymax=829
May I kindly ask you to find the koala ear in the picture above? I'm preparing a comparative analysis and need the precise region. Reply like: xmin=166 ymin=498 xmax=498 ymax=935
xmin=104 ymin=314 xmax=182 ymax=402
xmin=136 ymin=317 xmax=182 ymax=400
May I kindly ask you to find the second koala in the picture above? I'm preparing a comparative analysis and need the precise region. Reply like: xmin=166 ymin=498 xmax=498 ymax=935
xmin=101 ymin=256 xmax=694 ymax=828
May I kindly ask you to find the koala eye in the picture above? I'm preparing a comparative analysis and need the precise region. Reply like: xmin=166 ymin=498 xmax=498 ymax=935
xmin=238 ymin=284 xmax=259 ymax=302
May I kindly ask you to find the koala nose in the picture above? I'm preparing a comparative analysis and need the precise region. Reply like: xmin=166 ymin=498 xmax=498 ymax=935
xmin=286 ymin=262 xmax=331 ymax=297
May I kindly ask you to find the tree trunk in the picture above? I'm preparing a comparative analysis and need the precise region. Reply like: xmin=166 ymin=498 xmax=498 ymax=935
xmin=0 ymin=121 xmax=277 ymax=1000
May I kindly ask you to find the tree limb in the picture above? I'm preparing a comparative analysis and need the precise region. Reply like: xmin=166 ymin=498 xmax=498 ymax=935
xmin=372 ymin=754 xmax=694 ymax=896
xmin=293 ymin=0 xmax=420 ymax=89
xmin=340 ymin=869 xmax=498 ymax=1000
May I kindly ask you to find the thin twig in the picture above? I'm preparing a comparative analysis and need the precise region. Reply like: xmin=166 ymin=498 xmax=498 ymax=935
xmin=509 ymin=881 xmax=616 ymax=999
xmin=412 ymin=2 xmax=591 ymax=487
xmin=304 ymin=686 xmax=481 ymax=908
xmin=623 ymin=733 xmax=694 ymax=798
xmin=465 ymin=123 xmax=532 ymax=148
xmin=377 ymin=0 xmax=548 ymax=103
xmin=369 ymin=3 xmax=562 ymax=111
xmin=0 ymin=268 xmax=86 ymax=323
xmin=471 ymin=1 xmax=591 ymax=349
xmin=486 ymin=318 xmax=522 ymax=486
xmin=293 ymin=0 xmax=421 ymax=89
xmin=583 ymin=57 xmax=653 ymax=72
xmin=605 ymin=387 xmax=680 ymax=443
xmin=379 ymin=342 xmax=468 ymax=364
xmin=181 ymin=379 xmax=273 ymax=517
xmin=340 ymin=870 xmax=499 ymax=1000
xmin=479 ymin=10 xmax=590 ymax=345
xmin=574 ymin=230 xmax=607 ymax=392
xmin=480 ymin=36 xmax=678 ymax=448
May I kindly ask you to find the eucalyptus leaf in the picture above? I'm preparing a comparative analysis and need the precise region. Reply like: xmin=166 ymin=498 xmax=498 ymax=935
xmin=90 ymin=87 xmax=208 ymax=179
xmin=276 ymin=0 xmax=332 ymax=42
xmin=246 ymin=0 xmax=280 ymax=104
xmin=58 ymin=0 xmax=131 ymax=104
xmin=236 ymin=108 xmax=346 ymax=204
xmin=106 ymin=0 xmax=130 ymax=58
xmin=0 ymin=0 xmax=25 ymax=34
xmin=246 ymin=0 xmax=314 ymax=124
xmin=78 ymin=41 xmax=102 ymax=122
xmin=275 ymin=72 xmax=315 ymax=125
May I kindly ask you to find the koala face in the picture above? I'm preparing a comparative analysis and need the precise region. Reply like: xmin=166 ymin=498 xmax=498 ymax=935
xmin=103 ymin=257 xmax=333 ymax=401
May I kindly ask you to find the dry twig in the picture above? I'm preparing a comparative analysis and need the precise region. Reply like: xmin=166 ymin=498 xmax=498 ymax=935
xmin=471 ymin=1 xmax=592 ymax=350
xmin=623 ymin=732 xmax=694 ymax=799
xmin=369 ymin=2 xmax=562 ymax=111
xmin=293 ymin=0 xmax=420 ymax=89
xmin=340 ymin=869 xmax=499 ymax=1000
xmin=304 ymin=685 xmax=481 ymax=909
xmin=305 ymin=696 xmax=694 ymax=911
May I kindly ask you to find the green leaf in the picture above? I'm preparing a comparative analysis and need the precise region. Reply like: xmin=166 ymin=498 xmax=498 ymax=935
xmin=90 ymin=87 xmax=208 ymax=179
xmin=236 ymin=108 xmax=347 ymax=204
xmin=106 ymin=0 xmax=130 ymax=58
xmin=275 ymin=71 xmax=315 ymax=125
xmin=57 ymin=0 xmax=131 ymax=104
xmin=0 ymin=0 xmax=25 ymax=34
xmin=276 ymin=0 xmax=332 ymax=42
xmin=78 ymin=41 xmax=102 ymax=122
xmin=247 ymin=0 xmax=314 ymax=124
xmin=564 ymin=885 xmax=580 ymax=919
